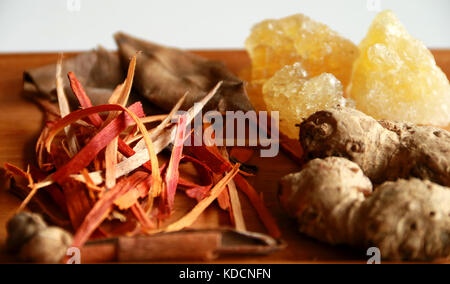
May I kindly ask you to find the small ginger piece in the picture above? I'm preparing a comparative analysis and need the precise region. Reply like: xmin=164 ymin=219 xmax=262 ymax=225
xmin=262 ymin=63 xmax=351 ymax=139
xmin=281 ymin=158 xmax=450 ymax=261
xmin=348 ymin=10 xmax=450 ymax=126
xmin=280 ymin=157 xmax=372 ymax=245
xmin=19 ymin=227 xmax=73 ymax=263
xmin=300 ymin=106 xmax=450 ymax=186
xmin=6 ymin=212 xmax=47 ymax=253
xmin=7 ymin=212 xmax=73 ymax=263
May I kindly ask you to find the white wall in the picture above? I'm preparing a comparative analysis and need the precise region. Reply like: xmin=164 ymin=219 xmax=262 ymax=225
xmin=0 ymin=0 xmax=449 ymax=52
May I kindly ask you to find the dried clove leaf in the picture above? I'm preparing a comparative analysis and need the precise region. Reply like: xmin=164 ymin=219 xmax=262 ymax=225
xmin=24 ymin=47 xmax=124 ymax=107
xmin=114 ymin=32 xmax=254 ymax=112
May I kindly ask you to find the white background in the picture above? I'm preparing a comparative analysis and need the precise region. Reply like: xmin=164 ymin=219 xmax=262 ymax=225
xmin=0 ymin=0 xmax=449 ymax=52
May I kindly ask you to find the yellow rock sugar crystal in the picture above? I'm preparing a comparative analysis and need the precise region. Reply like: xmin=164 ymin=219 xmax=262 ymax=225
xmin=263 ymin=63 xmax=352 ymax=139
xmin=348 ymin=10 xmax=450 ymax=126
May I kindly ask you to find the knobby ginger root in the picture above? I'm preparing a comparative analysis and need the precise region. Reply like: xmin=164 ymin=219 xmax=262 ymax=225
xmin=6 ymin=212 xmax=47 ymax=253
xmin=19 ymin=227 xmax=73 ymax=263
xmin=280 ymin=157 xmax=372 ymax=245
xmin=7 ymin=212 xmax=73 ymax=263
xmin=299 ymin=106 xmax=450 ymax=186
xmin=378 ymin=120 xmax=450 ymax=186
xmin=281 ymin=157 xmax=450 ymax=261
xmin=358 ymin=179 xmax=450 ymax=260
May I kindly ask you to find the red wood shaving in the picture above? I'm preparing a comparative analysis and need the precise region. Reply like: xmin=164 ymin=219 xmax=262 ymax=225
xmin=164 ymin=115 xmax=186 ymax=212
xmin=234 ymin=174 xmax=281 ymax=239
xmin=62 ymin=181 xmax=93 ymax=230
xmin=72 ymin=171 xmax=149 ymax=248
xmin=113 ymin=171 xmax=151 ymax=210
xmin=230 ymin=147 xmax=255 ymax=163
xmin=179 ymin=177 xmax=213 ymax=202
xmin=217 ymin=186 xmax=231 ymax=210
xmin=177 ymin=156 xmax=214 ymax=202
xmin=186 ymin=144 xmax=231 ymax=175
xmin=50 ymin=148 xmax=94 ymax=230
xmin=50 ymin=102 xmax=144 ymax=183
xmin=184 ymin=186 xmax=211 ymax=202
xmin=44 ymin=104 xmax=143 ymax=150
xmin=186 ymin=134 xmax=253 ymax=177
xmin=214 ymin=171 xmax=231 ymax=210
xmin=68 ymin=72 xmax=152 ymax=170
xmin=4 ymin=163 xmax=29 ymax=180
xmin=131 ymin=203 xmax=156 ymax=231
xmin=187 ymin=143 xmax=281 ymax=239
xmin=5 ymin=163 xmax=69 ymax=218
xmin=28 ymin=165 xmax=68 ymax=215
xmin=6 ymin=68 xmax=283 ymax=251
xmin=67 ymin=72 xmax=103 ymax=127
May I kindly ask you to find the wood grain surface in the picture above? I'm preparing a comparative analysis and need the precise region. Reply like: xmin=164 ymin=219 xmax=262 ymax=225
xmin=0 ymin=49 xmax=449 ymax=264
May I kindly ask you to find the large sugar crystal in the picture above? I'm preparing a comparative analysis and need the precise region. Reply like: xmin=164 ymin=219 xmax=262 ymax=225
xmin=245 ymin=14 xmax=359 ymax=87
xmin=263 ymin=63 xmax=351 ymax=139
xmin=348 ymin=10 xmax=450 ymax=126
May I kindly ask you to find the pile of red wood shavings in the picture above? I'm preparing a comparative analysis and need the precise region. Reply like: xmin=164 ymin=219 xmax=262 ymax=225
xmin=4 ymin=56 xmax=280 ymax=250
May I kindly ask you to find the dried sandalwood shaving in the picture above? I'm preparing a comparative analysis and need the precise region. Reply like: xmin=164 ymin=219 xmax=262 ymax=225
xmin=68 ymin=71 xmax=163 ymax=190
xmin=6 ymin=55 xmax=283 ymax=254
xmin=234 ymin=174 xmax=281 ymax=239
xmin=187 ymin=143 xmax=281 ymax=239
xmin=220 ymin=148 xmax=246 ymax=232
xmin=163 ymin=115 xmax=187 ymax=211
xmin=56 ymin=55 xmax=78 ymax=157
xmin=116 ymin=82 xmax=223 ymax=178
xmin=131 ymin=203 xmax=155 ymax=232
xmin=230 ymin=147 xmax=254 ymax=164
xmin=164 ymin=164 xmax=240 ymax=232
xmin=226 ymin=178 xmax=246 ymax=231
xmin=178 ymin=155 xmax=214 ymax=201
xmin=72 ymin=176 xmax=135 ymax=248
xmin=49 ymin=103 xmax=145 ymax=183
xmin=67 ymin=72 xmax=103 ymax=127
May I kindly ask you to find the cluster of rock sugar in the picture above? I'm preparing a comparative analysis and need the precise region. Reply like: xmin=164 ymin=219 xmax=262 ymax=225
xmin=263 ymin=63 xmax=352 ymax=139
xmin=245 ymin=11 xmax=450 ymax=137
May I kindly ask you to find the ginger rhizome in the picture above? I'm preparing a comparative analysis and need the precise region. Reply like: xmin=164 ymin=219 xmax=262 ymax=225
xmin=6 ymin=212 xmax=73 ymax=263
xmin=299 ymin=106 xmax=450 ymax=186
xmin=280 ymin=157 xmax=372 ymax=246
xmin=281 ymin=106 xmax=450 ymax=261
xmin=281 ymin=157 xmax=450 ymax=261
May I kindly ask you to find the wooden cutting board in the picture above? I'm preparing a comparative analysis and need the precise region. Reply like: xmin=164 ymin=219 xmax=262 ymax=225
xmin=0 ymin=50 xmax=449 ymax=264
